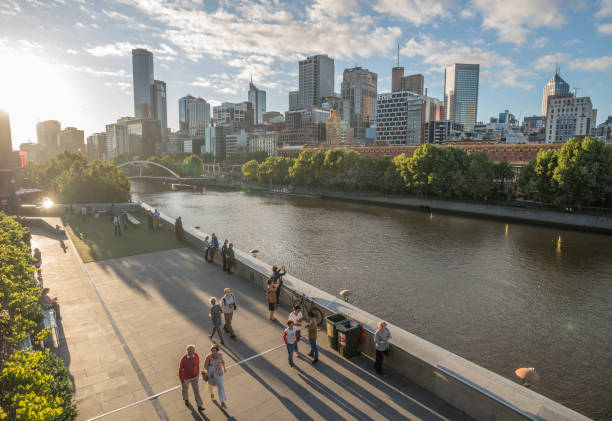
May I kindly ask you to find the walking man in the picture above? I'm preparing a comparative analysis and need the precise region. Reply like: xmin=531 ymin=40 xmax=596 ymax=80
xmin=209 ymin=233 xmax=219 ymax=263
xmin=221 ymin=288 xmax=237 ymax=339
xmin=306 ymin=312 xmax=319 ymax=363
xmin=283 ymin=321 xmax=298 ymax=368
xmin=179 ymin=345 xmax=205 ymax=412
xmin=113 ymin=215 xmax=121 ymax=237
xmin=221 ymin=239 xmax=229 ymax=271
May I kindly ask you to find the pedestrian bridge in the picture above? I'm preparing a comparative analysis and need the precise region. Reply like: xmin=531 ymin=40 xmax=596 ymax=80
xmin=117 ymin=160 xmax=181 ymax=179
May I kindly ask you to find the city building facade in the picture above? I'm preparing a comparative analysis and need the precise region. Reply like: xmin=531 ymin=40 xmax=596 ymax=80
xmin=152 ymin=80 xmax=168 ymax=139
xmin=376 ymin=90 xmax=419 ymax=145
xmin=289 ymin=91 xmax=300 ymax=110
xmin=402 ymin=74 xmax=424 ymax=95
xmin=188 ymin=98 xmax=211 ymax=137
xmin=263 ymin=111 xmax=283 ymax=124
xmin=36 ymin=120 xmax=61 ymax=147
xmin=86 ymin=132 xmax=106 ymax=161
xmin=57 ymin=127 xmax=85 ymax=154
xmin=326 ymin=109 xmax=353 ymax=145
xmin=406 ymin=96 xmax=444 ymax=145
xmin=248 ymin=80 xmax=266 ymax=124
xmin=281 ymin=107 xmax=329 ymax=145
xmin=444 ymin=63 xmax=480 ymax=129
xmin=105 ymin=123 xmax=128 ymax=161
xmin=541 ymin=67 xmax=570 ymax=117
xmin=248 ymin=131 xmax=279 ymax=156
xmin=340 ymin=67 xmax=377 ymax=140
xmin=545 ymin=94 xmax=593 ymax=143
xmin=424 ymin=121 xmax=464 ymax=144
xmin=132 ymin=49 xmax=154 ymax=119
xmin=179 ymin=95 xmax=196 ymax=132
xmin=299 ymin=55 xmax=334 ymax=108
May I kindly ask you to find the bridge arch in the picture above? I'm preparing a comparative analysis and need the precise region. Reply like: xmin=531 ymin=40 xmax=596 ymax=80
xmin=117 ymin=160 xmax=181 ymax=179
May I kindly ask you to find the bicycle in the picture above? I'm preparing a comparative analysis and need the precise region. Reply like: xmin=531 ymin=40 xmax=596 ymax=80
xmin=292 ymin=291 xmax=324 ymax=327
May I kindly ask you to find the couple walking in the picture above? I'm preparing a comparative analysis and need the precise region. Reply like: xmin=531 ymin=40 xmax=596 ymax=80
xmin=209 ymin=288 xmax=238 ymax=344
xmin=178 ymin=344 xmax=227 ymax=412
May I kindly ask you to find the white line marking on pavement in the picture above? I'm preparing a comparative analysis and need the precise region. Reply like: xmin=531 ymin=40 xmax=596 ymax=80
xmin=85 ymin=344 xmax=285 ymax=421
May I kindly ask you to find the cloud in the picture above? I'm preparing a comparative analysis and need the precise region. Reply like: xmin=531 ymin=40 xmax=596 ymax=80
xmin=66 ymin=49 xmax=78 ymax=55
xmin=598 ymin=23 xmax=612 ymax=35
xmin=597 ymin=0 xmax=612 ymax=17
xmin=568 ymin=56 xmax=612 ymax=72
xmin=472 ymin=0 xmax=566 ymax=45
xmin=65 ymin=65 xmax=130 ymax=78
xmin=563 ymin=39 xmax=582 ymax=46
xmin=0 ymin=0 xmax=22 ymax=16
xmin=401 ymin=35 xmax=534 ymax=89
xmin=533 ymin=37 xmax=549 ymax=48
xmin=534 ymin=53 xmax=572 ymax=71
xmin=373 ymin=0 xmax=451 ymax=25
xmin=102 ymin=9 xmax=133 ymax=21
xmin=84 ymin=41 xmax=178 ymax=61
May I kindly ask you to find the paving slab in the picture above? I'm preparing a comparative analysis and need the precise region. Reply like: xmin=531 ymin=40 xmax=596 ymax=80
xmin=32 ymin=218 xmax=472 ymax=421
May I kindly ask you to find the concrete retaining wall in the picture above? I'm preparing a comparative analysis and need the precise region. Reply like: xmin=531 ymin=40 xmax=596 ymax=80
xmin=139 ymin=201 xmax=590 ymax=421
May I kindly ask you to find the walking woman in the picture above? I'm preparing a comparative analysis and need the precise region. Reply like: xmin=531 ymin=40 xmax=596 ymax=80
xmin=266 ymin=280 xmax=278 ymax=321
xmin=374 ymin=320 xmax=392 ymax=376
xmin=204 ymin=344 xmax=227 ymax=408
xmin=208 ymin=297 xmax=224 ymax=345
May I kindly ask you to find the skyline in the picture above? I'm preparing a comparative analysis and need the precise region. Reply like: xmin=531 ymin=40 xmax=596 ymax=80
xmin=1 ymin=0 xmax=612 ymax=149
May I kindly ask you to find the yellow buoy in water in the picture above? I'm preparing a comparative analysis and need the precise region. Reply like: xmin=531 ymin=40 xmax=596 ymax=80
xmin=557 ymin=235 xmax=562 ymax=245
xmin=505 ymin=224 xmax=509 ymax=235
xmin=429 ymin=212 xmax=433 ymax=221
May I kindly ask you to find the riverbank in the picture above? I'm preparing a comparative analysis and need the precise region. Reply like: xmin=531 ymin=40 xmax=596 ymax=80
xmin=242 ymin=183 xmax=612 ymax=234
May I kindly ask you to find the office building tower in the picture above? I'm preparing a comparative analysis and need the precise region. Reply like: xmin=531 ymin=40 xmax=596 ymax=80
xmin=0 ymin=110 xmax=12 ymax=166
xmin=179 ymin=95 xmax=196 ymax=132
xmin=405 ymin=96 xmax=444 ymax=145
xmin=280 ymin=107 xmax=329 ymax=145
xmin=376 ymin=90 xmax=419 ymax=145
xmin=545 ymin=94 xmax=593 ymax=143
xmin=403 ymin=74 xmax=424 ymax=95
xmin=152 ymin=80 xmax=168 ymax=138
xmin=444 ymin=63 xmax=480 ymax=128
xmin=57 ymin=127 xmax=85 ymax=154
xmin=188 ymin=98 xmax=211 ymax=137
xmin=299 ymin=55 xmax=334 ymax=108
xmin=541 ymin=66 xmax=570 ymax=117
xmin=248 ymin=79 xmax=266 ymax=124
xmin=392 ymin=66 xmax=404 ymax=92
xmin=86 ymin=132 xmax=106 ymax=161
xmin=105 ymin=122 xmax=128 ymax=161
xmin=326 ymin=109 xmax=353 ymax=145
xmin=36 ymin=120 xmax=61 ymax=147
xmin=213 ymin=102 xmax=247 ymax=128
xmin=289 ymin=91 xmax=300 ymax=110
xmin=263 ymin=111 xmax=283 ymax=124
xmin=248 ymin=131 xmax=279 ymax=156
xmin=340 ymin=66 xmax=377 ymax=140
xmin=132 ymin=49 xmax=154 ymax=119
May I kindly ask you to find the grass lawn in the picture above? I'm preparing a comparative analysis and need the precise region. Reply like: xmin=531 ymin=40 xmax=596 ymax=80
xmin=63 ymin=213 xmax=185 ymax=263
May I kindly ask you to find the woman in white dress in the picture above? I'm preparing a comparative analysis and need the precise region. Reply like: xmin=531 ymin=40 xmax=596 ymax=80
xmin=204 ymin=344 xmax=227 ymax=408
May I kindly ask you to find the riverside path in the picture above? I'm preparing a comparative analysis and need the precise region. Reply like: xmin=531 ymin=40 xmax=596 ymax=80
xmin=31 ymin=217 xmax=471 ymax=421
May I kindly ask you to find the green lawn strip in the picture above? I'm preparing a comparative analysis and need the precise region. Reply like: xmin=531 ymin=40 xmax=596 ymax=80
xmin=63 ymin=213 xmax=184 ymax=263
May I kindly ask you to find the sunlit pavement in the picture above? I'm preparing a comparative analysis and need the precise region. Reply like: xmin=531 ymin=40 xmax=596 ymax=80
xmin=33 ymin=218 xmax=471 ymax=421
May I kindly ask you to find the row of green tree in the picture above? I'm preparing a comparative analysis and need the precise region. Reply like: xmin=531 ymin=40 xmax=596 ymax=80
xmin=518 ymin=137 xmax=612 ymax=207
xmin=0 ymin=213 xmax=77 ymax=420
xmin=243 ymin=137 xmax=612 ymax=207
xmin=243 ymin=145 xmax=513 ymax=200
xmin=27 ymin=152 xmax=131 ymax=203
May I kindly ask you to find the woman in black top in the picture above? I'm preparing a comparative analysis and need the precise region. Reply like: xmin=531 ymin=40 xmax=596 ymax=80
xmin=269 ymin=265 xmax=286 ymax=303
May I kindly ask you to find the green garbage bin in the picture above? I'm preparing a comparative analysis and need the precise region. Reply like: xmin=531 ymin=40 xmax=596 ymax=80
xmin=326 ymin=313 xmax=347 ymax=350
xmin=337 ymin=320 xmax=361 ymax=358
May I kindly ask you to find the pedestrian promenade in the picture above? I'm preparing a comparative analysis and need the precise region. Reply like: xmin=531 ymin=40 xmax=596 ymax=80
xmin=32 ymin=219 xmax=471 ymax=421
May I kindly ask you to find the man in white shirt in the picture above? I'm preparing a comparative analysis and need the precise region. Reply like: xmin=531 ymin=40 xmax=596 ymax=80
xmin=113 ymin=215 xmax=121 ymax=237
xmin=288 ymin=305 xmax=303 ymax=354
xmin=221 ymin=288 xmax=237 ymax=338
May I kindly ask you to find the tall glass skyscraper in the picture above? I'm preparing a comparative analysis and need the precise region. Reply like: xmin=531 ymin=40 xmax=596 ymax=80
xmin=299 ymin=55 xmax=334 ymax=108
xmin=132 ymin=49 xmax=154 ymax=119
xmin=152 ymin=80 xmax=167 ymax=138
xmin=188 ymin=98 xmax=211 ymax=137
xmin=541 ymin=66 xmax=569 ymax=117
xmin=179 ymin=95 xmax=196 ymax=132
xmin=444 ymin=63 xmax=479 ymax=129
xmin=248 ymin=79 xmax=266 ymax=124
xmin=340 ymin=67 xmax=377 ymax=140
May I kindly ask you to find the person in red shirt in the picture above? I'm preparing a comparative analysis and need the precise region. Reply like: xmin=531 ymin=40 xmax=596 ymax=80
xmin=179 ymin=345 xmax=204 ymax=412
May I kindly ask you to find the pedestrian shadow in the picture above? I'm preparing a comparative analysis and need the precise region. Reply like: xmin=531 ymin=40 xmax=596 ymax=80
xmin=212 ymin=401 xmax=236 ymax=421
xmin=186 ymin=403 xmax=210 ymax=421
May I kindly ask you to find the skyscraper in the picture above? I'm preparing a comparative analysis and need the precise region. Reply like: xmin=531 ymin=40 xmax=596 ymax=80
xmin=152 ymin=80 xmax=167 ymax=138
xmin=340 ymin=67 xmax=377 ymax=140
xmin=57 ymin=127 xmax=85 ymax=154
xmin=248 ymin=79 xmax=266 ymax=124
xmin=179 ymin=95 xmax=196 ymax=132
xmin=188 ymin=98 xmax=211 ymax=137
xmin=545 ymin=94 xmax=593 ymax=143
xmin=299 ymin=55 xmax=334 ymax=108
xmin=132 ymin=49 xmax=154 ymax=119
xmin=0 ymin=110 xmax=12 ymax=165
xmin=403 ymin=74 xmax=424 ymax=95
xmin=36 ymin=120 xmax=61 ymax=147
xmin=444 ymin=63 xmax=480 ymax=129
xmin=541 ymin=66 xmax=570 ymax=117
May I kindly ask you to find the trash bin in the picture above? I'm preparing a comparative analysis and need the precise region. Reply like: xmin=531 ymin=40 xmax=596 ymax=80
xmin=326 ymin=313 xmax=347 ymax=350
xmin=337 ymin=320 xmax=361 ymax=358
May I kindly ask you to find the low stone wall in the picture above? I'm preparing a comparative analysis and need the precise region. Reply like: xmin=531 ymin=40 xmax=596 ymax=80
xmin=140 ymin=202 xmax=589 ymax=421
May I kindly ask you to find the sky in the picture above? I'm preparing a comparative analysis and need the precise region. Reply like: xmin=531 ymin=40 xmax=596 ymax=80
xmin=1 ymin=0 xmax=612 ymax=149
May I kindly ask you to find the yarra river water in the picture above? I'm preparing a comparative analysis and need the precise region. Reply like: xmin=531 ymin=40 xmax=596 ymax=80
xmin=131 ymin=181 xmax=612 ymax=419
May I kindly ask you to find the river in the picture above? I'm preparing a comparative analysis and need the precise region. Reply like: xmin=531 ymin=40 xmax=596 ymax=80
xmin=131 ymin=181 xmax=612 ymax=420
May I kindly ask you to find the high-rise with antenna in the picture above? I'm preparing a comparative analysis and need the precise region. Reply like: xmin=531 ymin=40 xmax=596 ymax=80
xmin=392 ymin=42 xmax=404 ymax=92
xmin=541 ymin=65 xmax=570 ymax=116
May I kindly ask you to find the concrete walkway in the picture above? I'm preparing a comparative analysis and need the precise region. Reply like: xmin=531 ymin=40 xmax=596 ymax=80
xmin=32 ymin=219 xmax=471 ymax=421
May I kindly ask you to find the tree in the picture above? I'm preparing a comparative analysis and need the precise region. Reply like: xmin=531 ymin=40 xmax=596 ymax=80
xmin=553 ymin=137 xmax=612 ymax=207
xmin=289 ymin=150 xmax=325 ymax=187
xmin=256 ymin=157 xmax=292 ymax=185
xmin=111 ymin=154 xmax=130 ymax=166
xmin=465 ymin=151 xmax=496 ymax=200
xmin=241 ymin=160 xmax=259 ymax=182
xmin=495 ymin=160 xmax=514 ymax=193
xmin=181 ymin=154 xmax=203 ymax=176
xmin=532 ymin=149 xmax=560 ymax=203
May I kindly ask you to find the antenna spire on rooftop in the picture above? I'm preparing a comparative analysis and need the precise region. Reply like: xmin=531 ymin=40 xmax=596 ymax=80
xmin=397 ymin=42 xmax=400 ymax=67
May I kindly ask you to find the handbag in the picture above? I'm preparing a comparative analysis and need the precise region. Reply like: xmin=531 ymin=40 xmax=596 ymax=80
xmin=201 ymin=370 xmax=209 ymax=382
